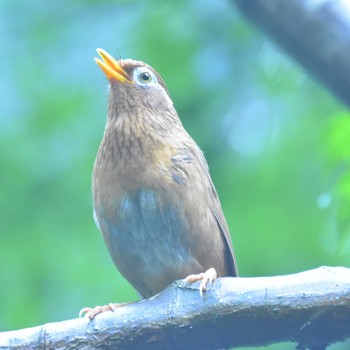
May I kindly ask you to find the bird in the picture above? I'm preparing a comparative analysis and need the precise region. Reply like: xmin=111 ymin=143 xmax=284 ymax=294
xmin=80 ymin=48 xmax=238 ymax=319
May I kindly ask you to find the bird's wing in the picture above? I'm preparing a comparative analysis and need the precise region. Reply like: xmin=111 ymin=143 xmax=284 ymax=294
xmin=197 ymin=149 xmax=238 ymax=277
xmin=172 ymin=144 xmax=238 ymax=277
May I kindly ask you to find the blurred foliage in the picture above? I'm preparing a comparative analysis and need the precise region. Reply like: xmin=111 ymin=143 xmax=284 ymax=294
xmin=0 ymin=0 xmax=349 ymax=348
xmin=324 ymin=113 xmax=350 ymax=248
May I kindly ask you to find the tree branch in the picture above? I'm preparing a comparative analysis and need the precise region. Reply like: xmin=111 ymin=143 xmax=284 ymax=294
xmin=233 ymin=0 xmax=350 ymax=109
xmin=1 ymin=267 xmax=349 ymax=350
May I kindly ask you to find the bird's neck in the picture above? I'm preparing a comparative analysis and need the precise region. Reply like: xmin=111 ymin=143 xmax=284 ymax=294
xmin=96 ymin=112 xmax=179 ymax=171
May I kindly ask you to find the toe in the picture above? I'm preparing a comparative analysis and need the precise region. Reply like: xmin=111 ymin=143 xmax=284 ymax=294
xmin=184 ymin=267 xmax=218 ymax=296
xmin=79 ymin=302 xmax=132 ymax=320
xmin=79 ymin=304 xmax=114 ymax=320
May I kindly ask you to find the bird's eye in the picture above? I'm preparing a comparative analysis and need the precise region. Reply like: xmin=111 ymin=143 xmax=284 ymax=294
xmin=138 ymin=71 xmax=152 ymax=83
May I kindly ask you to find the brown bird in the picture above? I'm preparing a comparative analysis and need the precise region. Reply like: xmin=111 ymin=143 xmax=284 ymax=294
xmin=81 ymin=48 xmax=238 ymax=319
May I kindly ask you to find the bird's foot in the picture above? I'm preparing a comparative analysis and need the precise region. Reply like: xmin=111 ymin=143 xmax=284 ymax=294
xmin=79 ymin=302 xmax=130 ymax=320
xmin=184 ymin=267 xmax=217 ymax=296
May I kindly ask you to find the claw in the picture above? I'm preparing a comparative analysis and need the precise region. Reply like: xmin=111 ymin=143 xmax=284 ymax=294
xmin=79 ymin=307 xmax=92 ymax=318
xmin=184 ymin=267 xmax=217 ymax=296
xmin=79 ymin=302 xmax=131 ymax=320
xmin=79 ymin=304 xmax=113 ymax=320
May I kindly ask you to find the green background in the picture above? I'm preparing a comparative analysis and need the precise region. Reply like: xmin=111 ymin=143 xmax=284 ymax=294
xmin=1 ymin=0 xmax=349 ymax=349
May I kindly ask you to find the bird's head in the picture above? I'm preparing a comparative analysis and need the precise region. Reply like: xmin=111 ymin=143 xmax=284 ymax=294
xmin=95 ymin=48 xmax=175 ymax=121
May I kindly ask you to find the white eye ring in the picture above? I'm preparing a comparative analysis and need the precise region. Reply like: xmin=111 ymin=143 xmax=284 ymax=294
xmin=138 ymin=71 xmax=152 ymax=83
xmin=134 ymin=67 xmax=157 ymax=86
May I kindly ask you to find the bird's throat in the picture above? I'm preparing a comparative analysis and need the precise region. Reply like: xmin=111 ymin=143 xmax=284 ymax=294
xmin=97 ymin=114 xmax=176 ymax=177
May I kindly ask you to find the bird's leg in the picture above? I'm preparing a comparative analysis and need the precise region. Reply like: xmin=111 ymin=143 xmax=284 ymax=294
xmin=79 ymin=301 xmax=133 ymax=320
xmin=184 ymin=267 xmax=217 ymax=296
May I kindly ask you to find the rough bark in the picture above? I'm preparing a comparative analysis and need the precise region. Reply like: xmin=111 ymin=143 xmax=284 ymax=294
xmin=0 ymin=266 xmax=349 ymax=350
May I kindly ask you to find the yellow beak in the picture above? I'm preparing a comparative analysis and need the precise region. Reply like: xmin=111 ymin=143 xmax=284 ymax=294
xmin=95 ymin=48 xmax=133 ymax=84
